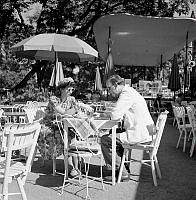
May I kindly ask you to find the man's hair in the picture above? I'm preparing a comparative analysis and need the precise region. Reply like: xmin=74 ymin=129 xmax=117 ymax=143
xmin=106 ymin=74 xmax=125 ymax=87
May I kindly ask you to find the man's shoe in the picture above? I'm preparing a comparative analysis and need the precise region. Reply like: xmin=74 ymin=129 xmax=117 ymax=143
xmin=69 ymin=169 xmax=81 ymax=178
xmin=103 ymin=171 xmax=130 ymax=182
xmin=116 ymin=171 xmax=130 ymax=182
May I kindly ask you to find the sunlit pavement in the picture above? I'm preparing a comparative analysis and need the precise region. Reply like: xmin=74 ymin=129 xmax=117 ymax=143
xmin=3 ymin=118 xmax=196 ymax=200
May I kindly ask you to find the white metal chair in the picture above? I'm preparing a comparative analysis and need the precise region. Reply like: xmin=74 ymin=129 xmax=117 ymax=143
xmin=174 ymin=106 xmax=192 ymax=152
xmin=171 ymin=102 xmax=177 ymax=127
xmin=3 ymin=104 xmax=27 ymax=126
xmin=0 ymin=122 xmax=41 ymax=200
xmin=23 ymin=104 xmax=37 ymax=123
xmin=55 ymin=113 xmax=104 ymax=200
xmin=117 ymin=111 xmax=168 ymax=186
xmin=186 ymin=106 xmax=196 ymax=157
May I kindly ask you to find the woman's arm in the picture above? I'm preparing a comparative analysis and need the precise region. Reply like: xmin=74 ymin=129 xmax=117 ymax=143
xmin=54 ymin=104 xmax=67 ymax=115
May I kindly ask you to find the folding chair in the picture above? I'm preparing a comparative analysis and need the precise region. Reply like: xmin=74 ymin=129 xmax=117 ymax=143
xmin=171 ymin=102 xmax=177 ymax=127
xmin=0 ymin=122 xmax=41 ymax=200
xmin=186 ymin=106 xmax=196 ymax=157
xmin=117 ymin=111 xmax=168 ymax=186
xmin=23 ymin=102 xmax=38 ymax=123
xmin=174 ymin=106 xmax=192 ymax=152
xmin=55 ymin=113 xmax=104 ymax=200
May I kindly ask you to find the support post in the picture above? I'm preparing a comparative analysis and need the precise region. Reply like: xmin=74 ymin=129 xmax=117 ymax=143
xmin=184 ymin=32 xmax=189 ymax=98
xmin=106 ymin=26 xmax=111 ymax=101
xmin=160 ymin=54 xmax=164 ymax=82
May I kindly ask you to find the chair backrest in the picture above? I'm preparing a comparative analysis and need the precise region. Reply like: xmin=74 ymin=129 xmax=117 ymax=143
xmin=1 ymin=122 xmax=41 ymax=181
xmin=152 ymin=111 xmax=168 ymax=155
xmin=172 ymin=105 xmax=186 ymax=129
xmin=60 ymin=114 xmax=98 ymax=141
xmin=55 ymin=113 xmax=100 ymax=153
xmin=186 ymin=106 xmax=196 ymax=129
xmin=1 ymin=104 xmax=27 ymax=126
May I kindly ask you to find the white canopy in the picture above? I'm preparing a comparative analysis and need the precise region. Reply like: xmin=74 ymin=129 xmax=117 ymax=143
xmin=93 ymin=14 xmax=196 ymax=66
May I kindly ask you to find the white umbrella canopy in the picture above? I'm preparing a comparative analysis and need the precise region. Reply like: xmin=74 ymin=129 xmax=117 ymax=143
xmin=11 ymin=33 xmax=98 ymax=63
xmin=93 ymin=14 xmax=196 ymax=66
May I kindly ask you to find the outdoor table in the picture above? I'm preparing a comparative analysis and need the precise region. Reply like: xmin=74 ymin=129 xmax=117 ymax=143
xmin=61 ymin=117 xmax=119 ymax=186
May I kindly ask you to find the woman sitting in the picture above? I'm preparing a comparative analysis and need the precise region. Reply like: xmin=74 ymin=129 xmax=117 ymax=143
xmin=51 ymin=77 xmax=93 ymax=177
xmin=38 ymin=77 xmax=92 ymax=178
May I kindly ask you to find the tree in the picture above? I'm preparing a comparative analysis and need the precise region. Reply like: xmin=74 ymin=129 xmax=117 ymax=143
xmin=0 ymin=0 xmax=193 ymax=92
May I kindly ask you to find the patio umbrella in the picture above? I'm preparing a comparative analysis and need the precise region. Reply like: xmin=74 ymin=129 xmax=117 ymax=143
xmin=168 ymin=54 xmax=181 ymax=100
xmin=11 ymin=33 xmax=98 ymax=63
xmin=49 ymin=61 xmax=64 ymax=87
xmin=95 ymin=66 xmax=102 ymax=91
xmin=11 ymin=33 xmax=98 ymax=88
xmin=93 ymin=14 xmax=196 ymax=66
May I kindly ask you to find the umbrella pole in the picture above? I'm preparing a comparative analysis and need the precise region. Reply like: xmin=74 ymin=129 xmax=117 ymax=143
xmin=160 ymin=54 xmax=163 ymax=82
xmin=106 ymin=26 xmax=111 ymax=101
xmin=183 ymin=31 xmax=189 ymax=98
xmin=54 ymin=52 xmax=58 ymax=92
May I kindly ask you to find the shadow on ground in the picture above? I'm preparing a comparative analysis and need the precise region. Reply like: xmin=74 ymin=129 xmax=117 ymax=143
xmin=26 ymin=118 xmax=196 ymax=200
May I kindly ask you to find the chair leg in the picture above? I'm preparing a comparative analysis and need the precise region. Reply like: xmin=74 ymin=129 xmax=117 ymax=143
xmin=190 ymin=135 xmax=196 ymax=157
xmin=100 ymin=154 xmax=105 ymax=191
xmin=2 ymin=174 xmax=9 ymax=200
xmin=172 ymin=118 xmax=176 ymax=127
xmin=117 ymin=150 xmax=126 ymax=183
xmin=151 ymin=159 xmax=157 ymax=186
xmin=85 ymin=156 xmax=91 ymax=200
xmin=17 ymin=177 xmax=27 ymax=200
xmin=154 ymin=155 xmax=162 ymax=179
xmin=52 ymin=157 xmax=56 ymax=176
xmin=188 ymin=131 xmax=191 ymax=142
xmin=127 ymin=150 xmax=132 ymax=173
xmin=183 ymin=130 xmax=187 ymax=152
xmin=176 ymin=130 xmax=183 ymax=149
xmin=61 ymin=154 xmax=69 ymax=195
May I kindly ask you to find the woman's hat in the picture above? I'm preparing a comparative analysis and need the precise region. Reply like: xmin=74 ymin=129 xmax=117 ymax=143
xmin=57 ymin=77 xmax=75 ymax=89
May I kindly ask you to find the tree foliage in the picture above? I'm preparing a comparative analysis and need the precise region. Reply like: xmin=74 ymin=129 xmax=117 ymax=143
xmin=0 ymin=0 xmax=193 ymax=95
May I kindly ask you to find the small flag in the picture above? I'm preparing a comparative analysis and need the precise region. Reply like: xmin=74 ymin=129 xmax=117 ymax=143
xmin=105 ymin=38 xmax=114 ymax=85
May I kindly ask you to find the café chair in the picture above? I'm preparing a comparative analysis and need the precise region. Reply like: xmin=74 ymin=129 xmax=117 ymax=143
xmin=55 ymin=113 xmax=104 ymax=200
xmin=171 ymin=102 xmax=178 ymax=127
xmin=3 ymin=104 xmax=26 ymax=126
xmin=23 ymin=102 xmax=38 ymax=123
xmin=174 ymin=106 xmax=192 ymax=152
xmin=186 ymin=106 xmax=196 ymax=157
xmin=0 ymin=122 xmax=41 ymax=200
xmin=117 ymin=111 xmax=168 ymax=186
xmin=0 ymin=109 xmax=6 ymax=131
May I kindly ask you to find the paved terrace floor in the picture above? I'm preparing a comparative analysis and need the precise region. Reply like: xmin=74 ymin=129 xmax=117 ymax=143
xmin=2 ymin=118 xmax=196 ymax=200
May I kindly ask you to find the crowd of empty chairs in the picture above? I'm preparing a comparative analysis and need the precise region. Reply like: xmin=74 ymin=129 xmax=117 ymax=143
xmin=172 ymin=101 xmax=196 ymax=157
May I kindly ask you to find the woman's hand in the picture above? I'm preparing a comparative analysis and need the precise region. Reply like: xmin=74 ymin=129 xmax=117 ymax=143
xmin=49 ymin=96 xmax=59 ymax=106
xmin=78 ymin=102 xmax=93 ymax=113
